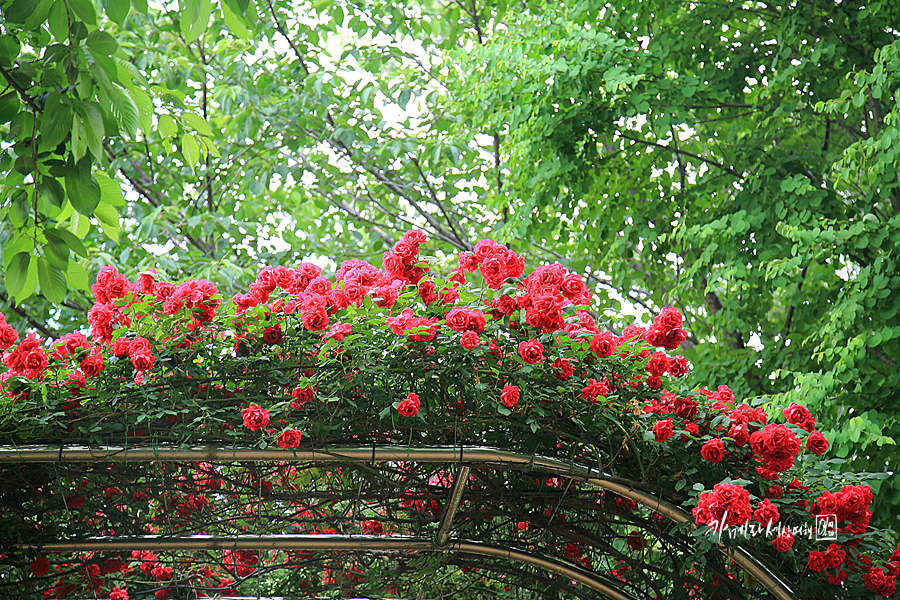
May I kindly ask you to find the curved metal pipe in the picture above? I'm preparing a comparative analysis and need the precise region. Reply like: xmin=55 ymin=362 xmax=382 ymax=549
xmin=0 ymin=444 xmax=796 ymax=600
xmin=25 ymin=535 xmax=635 ymax=600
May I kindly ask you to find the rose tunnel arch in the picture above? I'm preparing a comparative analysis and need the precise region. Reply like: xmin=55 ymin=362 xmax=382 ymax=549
xmin=0 ymin=232 xmax=896 ymax=599
xmin=1 ymin=444 xmax=795 ymax=600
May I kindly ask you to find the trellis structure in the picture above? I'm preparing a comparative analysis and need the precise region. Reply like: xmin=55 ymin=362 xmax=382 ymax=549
xmin=1 ymin=233 xmax=895 ymax=599
xmin=1 ymin=444 xmax=798 ymax=600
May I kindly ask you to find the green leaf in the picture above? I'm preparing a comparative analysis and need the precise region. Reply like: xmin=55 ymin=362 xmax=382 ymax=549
xmin=95 ymin=171 xmax=126 ymax=206
xmin=68 ymin=0 xmax=97 ymax=24
xmin=182 ymin=111 xmax=213 ymax=137
xmin=65 ymin=163 xmax=101 ymax=216
xmin=86 ymin=30 xmax=118 ymax=55
xmin=0 ymin=35 xmax=22 ymax=68
xmin=37 ymin=257 xmax=68 ymax=304
xmin=0 ymin=91 xmax=20 ymax=124
xmin=46 ymin=227 xmax=89 ymax=258
xmin=15 ymin=255 xmax=39 ymax=303
xmin=41 ymin=95 xmax=73 ymax=149
xmin=94 ymin=201 xmax=119 ymax=242
xmin=94 ymin=200 xmax=119 ymax=227
xmin=221 ymin=1 xmax=249 ymax=38
xmin=131 ymin=88 xmax=153 ymax=134
xmin=47 ymin=0 xmax=70 ymax=42
xmin=43 ymin=233 xmax=70 ymax=270
xmin=66 ymin=261 xmax=90 ymax=292
xmin=158 ymin=114 xmax=177 ymax=139
xmin=81 ymin=101 xmax=105 ymax=143
xmin=182 ymin=132 xmax=200 ymax=172
xmin=102 ymin=0 xmax=131 ymax=25
xmin=113 ymin=86 xmax=140 ymax=137
xmin=6 ymin=252 xmax=30 ymax=297
xmin=4 ymin=0 xmax=43 ymax=24
xmin=180 ymin=0 xmax=213 ymax=43
xmin=38 ymin=177 xmax=66 ymax=207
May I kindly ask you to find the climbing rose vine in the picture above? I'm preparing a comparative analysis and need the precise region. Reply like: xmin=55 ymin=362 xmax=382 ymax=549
xmin=0 ymin=230 xmax=897 ymax=599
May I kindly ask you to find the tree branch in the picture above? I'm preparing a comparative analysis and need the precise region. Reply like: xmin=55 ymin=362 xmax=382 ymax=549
xmin=616 ymin=131 xmax=742 ymax=179
xmin=0 ymin=292 xmax=57 ymax=339
xmin=0 ymin=65 xmax=41 ymax=113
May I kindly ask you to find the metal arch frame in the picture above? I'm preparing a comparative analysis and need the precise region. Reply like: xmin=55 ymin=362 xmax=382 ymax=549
xmin=23 ymin=535 xmax=635 ymax=600
xmin=0 ymin=444 xmax=797 ymax=600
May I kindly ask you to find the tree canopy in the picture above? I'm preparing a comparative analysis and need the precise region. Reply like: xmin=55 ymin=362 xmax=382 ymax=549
xmin=0 ymin=0 xmax=898 ymax=535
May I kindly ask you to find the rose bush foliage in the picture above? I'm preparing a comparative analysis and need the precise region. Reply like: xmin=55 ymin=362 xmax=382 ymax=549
xmin=0 ymin=231 xmax=897 ymax=599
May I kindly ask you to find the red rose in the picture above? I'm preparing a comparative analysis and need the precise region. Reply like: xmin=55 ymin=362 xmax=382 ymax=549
xmin=681 ymin=422 xmax=700 ymax=443
xmin=552 ymin=357 xmax=573 ymax=380
xmin=589 ymin=331 xmax=617 ymax=358
xmin=23 ymin=349 xmax=49 ymax=377
xmin=109 ymin=586 xmax=129 ymax=600
xmin=806 ymin=430 xmax=829 ymax=455
xmin=480 ymin=251 xmax=509 ymax=289
xmin=0 ymin=321 xmax=18 ymax=349
xmin=753 ymin=499 xmax=780 ymax=526
xmin=825 ymin=544 xmax=846 ymax=569
xmin=828 ymin=568 xmax=848 ymax=585
xmin=460 ymin=331 xmax=481 ymax=349
xmin=30 ymin=556 xmax=51 ymax=576
xmin=646 ymin=375 xmax=662 ymax=390
xmin=241 ymin=404 xmax=270 ymax=431
xmin=693 ymin=482 xmax=751 ymax=529
xmin=277 ymin=429 xmax=302 ymax=449
xmin=766 ymin=485 xmax=783 ymax=499
xmin=128 ymin=337 xmax=151 ymax=357
xmin=667 ymin=355 xmax=689 ymax=377
xmin=393 ymin=240 xmax=419 ymax=264
xmin=772 ymin=528 xmax=794 ymax=552
xmin=492 ymin=295 xmax=517 ymax=316
xmin=580 ymin=378 xmax=610 ymax=403
xmin=263 ymin=325 xmax=283 ymax=345
xmin=445 ymin=308 xmax=470 ymax=332
xmin=653 ymin=419 xmax=674 ymax=443
xmin=458 ymin=252 xmax=478 ymax=272
xmin=291 ymin=386 xmax=316 ymax=407
xmin=560 ymin=273 xmax=588 ymax=301
xmin=727 ymin=422 xmax=750 ymax=446
xmin=417 ymin=280 xmax=440 ymax=305
xmin=302 ymin=307 xmax=330 ymax=331
xmin=674 ymin=396 xmax=698 ymax=420
xmin=700 ymin=438 xmax=725 ymax=463
xmin=655 ymin=306 xmax=683 ymax=331
xmin=398 ymin=393 xmax=420 ymax=417
xmin=808 ymin=551 xmax=829 ymax=572
xmin=645 ymin=351 xmax=669 ymax=377
xmin=81 ymin=353 xmax=105 ymax=378
xmin=518 ymin=339 xmax=545 ymax=364
xmin=500 ymin=385 xmax=519 ymax=408
xmin=783 ymin=401 xmax=816 ymax=432
xmin=750 ymin=423 xmax=801 ymax=472
xmin=716 ymin=385 xmax=735 ymax=404
xmin=864 ymin=568 xmax=887 ymax=592
xmin=131 ymin=353 xmax=155 ymax=372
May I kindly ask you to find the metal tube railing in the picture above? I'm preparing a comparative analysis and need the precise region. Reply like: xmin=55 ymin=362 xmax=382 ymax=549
xmin=0 ymin=444 xmax=797 ymax=600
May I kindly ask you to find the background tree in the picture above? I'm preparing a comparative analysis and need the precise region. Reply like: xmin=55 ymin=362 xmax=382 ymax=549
xmin=1 ymin=0 xmax=898 ymax=523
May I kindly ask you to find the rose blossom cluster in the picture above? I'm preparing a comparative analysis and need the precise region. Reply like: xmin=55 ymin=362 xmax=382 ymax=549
xmin=811 ymin=484 xmax=874 ymax=536
xmin=692 ymin=482 xmax=752 ymax=530
xmin=0 ymin=313 xmax=18 ymax=351
xmin=518 ymin=262 xmax=589 ymax=333
xmin=458 ymin=239 xmax=525 ymax=290
xmin=1 ymin=332 xmax=48 ymax=380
